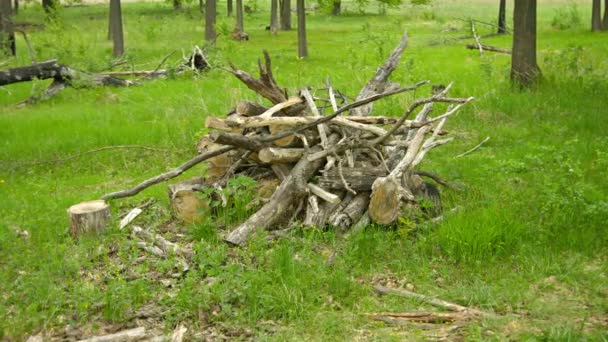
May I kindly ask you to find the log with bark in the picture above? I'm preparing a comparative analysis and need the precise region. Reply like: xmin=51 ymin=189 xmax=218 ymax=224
xmin=98 ymin=33 xmax=473 ymax=246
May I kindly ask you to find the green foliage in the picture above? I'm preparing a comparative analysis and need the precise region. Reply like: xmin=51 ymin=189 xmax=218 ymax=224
xmin=1 ymin=1 xmax=608 ymax=340
xmin=551 ymin=1 xmax=582 ymax=30
xmin=411 ymin=0 xmax=432 ymax=5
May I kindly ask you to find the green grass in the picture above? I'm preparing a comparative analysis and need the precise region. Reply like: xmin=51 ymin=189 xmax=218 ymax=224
xmin=1 ymin=0 xmax=608 ymax=340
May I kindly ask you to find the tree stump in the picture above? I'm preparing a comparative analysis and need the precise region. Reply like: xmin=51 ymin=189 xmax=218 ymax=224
xmin=67 ymin=200 xmax=111 ymax=237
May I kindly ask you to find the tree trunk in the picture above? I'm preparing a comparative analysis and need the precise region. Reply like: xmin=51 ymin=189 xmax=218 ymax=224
xmin=235 ymin=0 xmax=244 ymax=32
xmin=604 ymin=0 xmax=608 ymax=30
xmin=332 ymin=0 xmax=341 ymax=16
xmin=511 ymin=0 xmax=540 ymax=88
xmin=297 ymin=0 xmax=307 ymax=58
xmin=42 ymin=0 xmax=56 ymax=15
xmin=497 ymin=0 xmax=506 ymax=34
xmin=205 ymin=0 xmax=217 ymax=42
xmin=270 ymin=0 xmax=279 ymax=34
xmin=227 ymin=0 xmax=233 ymax=16
xmin=199 ymin=0 xmax=204 ymax=13
xmin=280 ymin=0 xmax=291 ymax=30
xmin=109 ymin=0 xmax=124 ymax=57
xmin=0 ymin=0 xmax=15 ymax=56
xmin=592 ymin=0 xmax=602 ymax=31
xmin=13 ymin=0 xmax=18 ymax=15
xmin=173 ymin=0 xmax=182 ymax=10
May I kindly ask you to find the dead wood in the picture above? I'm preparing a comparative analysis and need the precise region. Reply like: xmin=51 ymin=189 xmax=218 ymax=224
xmin=350 ymin=30 xmax=409 ymax=116
xmin=68 ymin=200 xmax=111 ymax=237
xmin=466 ymin=43 xmax=511 ymax=54
xmin=374 ymin=285 xmax=493 ymax=317
xmin=76 ymin=327 xmax=147 ymax=342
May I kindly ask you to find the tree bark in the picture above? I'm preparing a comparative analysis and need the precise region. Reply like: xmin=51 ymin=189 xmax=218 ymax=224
xmin=0 ymin=0 xmax=15 ymax=56
xmin=497 ymin=0 xmax=506 ymax=34
xmin=592 ymin=0 xmax=602 ymax=31
xmin=109 ymin=0 xmax=124 ymax=57
xmin=270 ymin=0 xmax=279 ymax=34
xmin=332 ymin=0 xmax=341 ymax=16
xmin=511 ymin=0 xmax=540 ymax=88
xmin=205 ymin=0 xmax=217 ymax=42
xmin=235 ymin=0 xmax=244 ymax=32
xmin=13 ymin=0 xmax=18 ymax=15
xmin=227 ymin=0 xmax=233 ymax=16
xmin=280 ymin=0 xmax=291 ymax=30
xmin=604 ymin=0 xmax=608 ymax=30
xmin=297 ymin=0 xmax=307 ymax=58
xmin=68 ymin=200 xmax=111 ymax=237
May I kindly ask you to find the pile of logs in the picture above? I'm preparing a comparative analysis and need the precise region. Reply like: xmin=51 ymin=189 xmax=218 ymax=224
xmin=100 ymin=31 xmax=473 ymax=246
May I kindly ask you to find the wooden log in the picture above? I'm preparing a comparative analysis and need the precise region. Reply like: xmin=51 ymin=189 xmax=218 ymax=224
xmin=0 ymin=60 xmax=131 ymax=87
xmin=319 ymin=166 xmax=388 ymax=191
xmin=68 ymin=200 xmax=111 ymax=237
xmin=369 ymin=126 xmax=430 ymax=224
xmin=168 ymin=178 xmax=207 ymax=223
xmin=269 ymin=124 xmax=298 ymax=147
xmin=466 ymin=43 xmax=510 ymax=54
xmin=304 ymin=192 xmax=346 ymax=227
xmin=225 ymin=135 xmax=338 ymax=246
xmin=258 ymin=147 xmax=305 ymax=163
xmin=351 ymin=30 xmax=409 ymax=116
xmin=330 ymin=192 xmax=370 ymax=230
xmin=196 ymin=135 xmax=237 ymax=177
xmin=236 ymin=101 xmax=268 ymax=116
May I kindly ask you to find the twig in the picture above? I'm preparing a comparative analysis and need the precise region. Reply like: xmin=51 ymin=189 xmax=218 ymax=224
xmin=0 ymin=145 xmax=174 ymax=168
xmin=373 ymin=285 xmax=493 ymax=317
xmin=102 ymin=145 xmax=235 ymax=200
xmin=15 ymin=29 xmax=36 ymax=64
xmin=137 ymin=50 xmax=176 ymax=82
xmin=455 ymin=136 xmax=490 ymax=158
xmin=466 ymin=44 xmax=511 ymax=54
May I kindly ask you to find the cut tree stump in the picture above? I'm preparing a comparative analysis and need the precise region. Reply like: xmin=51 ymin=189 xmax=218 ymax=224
xmin=67 ymin=200 xmax=111 ymax=237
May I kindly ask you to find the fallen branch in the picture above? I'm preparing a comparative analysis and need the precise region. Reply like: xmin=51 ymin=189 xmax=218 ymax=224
xmin=373 ymin=285 xmax=492 ymax=317
xmin=77 ymin=327 xmax=147 ymax=342
xmin=465 ymin=44 xmax=511 ymax=54
xmin=455 ymin=136 xmax=490 ymax=158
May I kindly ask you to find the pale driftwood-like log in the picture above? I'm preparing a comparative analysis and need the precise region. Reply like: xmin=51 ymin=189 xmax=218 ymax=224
xmin=366 ymin=311 xmax=468 ymax=324
xmin=168 ymin=178 xmax=207 ymax=223
xmin=259 ymin=97 xmax=303 ymax=118
xmin=373 ymin=285 xmax=492 ymax=317
xmin=224 ymin=115 xmax=393 ymax=135
xmin=225 ymin=136 xmax=337 ymax=246
xmin=68 ymin=200 xmax=111 ymax=237
xmin=351 ymin=30 xmax=409 ymax=117
xmin=101 ymin=145 xmax=235 ymax=200
xmin=258 ymin=147 xmax=305 ymax=163
xmin=368 ymin=126 xmax=430 ymax=224
xmin=77 ymin=327 xmax=146 ymax=342
xmin=307 ymin=183 xmax=341 ymax=204
xmin=208 ymin=131 xmax=266 ymax=151
xmin=269 ymin=123 xmax=298 ymax=147
xmin=236 ymin=101 xmax=268 ymax=116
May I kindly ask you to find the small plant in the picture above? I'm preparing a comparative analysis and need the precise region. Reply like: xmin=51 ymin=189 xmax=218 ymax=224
xmin=551 ymin=1 xmax=581 ymax=30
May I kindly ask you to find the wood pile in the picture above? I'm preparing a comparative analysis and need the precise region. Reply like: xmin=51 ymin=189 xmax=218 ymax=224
xmin=101 ymin=31 xmax=474 ymax=246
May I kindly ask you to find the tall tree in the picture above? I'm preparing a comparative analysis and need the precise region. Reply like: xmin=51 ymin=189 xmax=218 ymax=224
xmin=332 ymin=0 xmax=341 ymax=16
xmin=109 ymin=0 xmax=124 ymax=57
xmin=280 ymin=0 xmax=291 ymax=30
xmin=0 ymin=0 xmax=16 ymax=56
xmin=592 ymin=0 xmax=602 ymax=31
xmin=235 ymin=0 xmax=244 ymax=32
xmin=297 ymin=0 xmax=307 ymax=58
xmin=205 ymin=0 xmax=217 ymax=42
xmin=13 ymin=0 xmax=18 ymax=15
xmin=511 ymin=0 xmax=540 ymax=87
xmin=227 ymin=0 xmax=233 ymax=16
xmin=497 ymin=0 xmax=506 ymax=34
xmin=270 ymin=0 xmax=279 ymax=34
xmin=604 ymin=0 xmax=608 ymax=30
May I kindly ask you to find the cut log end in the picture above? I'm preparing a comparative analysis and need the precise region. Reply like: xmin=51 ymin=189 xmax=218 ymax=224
xmin=67 ymin=200 xmax=110 ymax=237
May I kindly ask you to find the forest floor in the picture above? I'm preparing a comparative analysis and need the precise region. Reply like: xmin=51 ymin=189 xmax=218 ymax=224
xmin=1 ymin=0 xmax=607 ymax=340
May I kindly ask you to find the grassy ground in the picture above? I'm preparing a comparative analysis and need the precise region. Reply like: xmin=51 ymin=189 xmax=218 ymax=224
xmin=1 ymin=0 xmax=607 ymax=340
